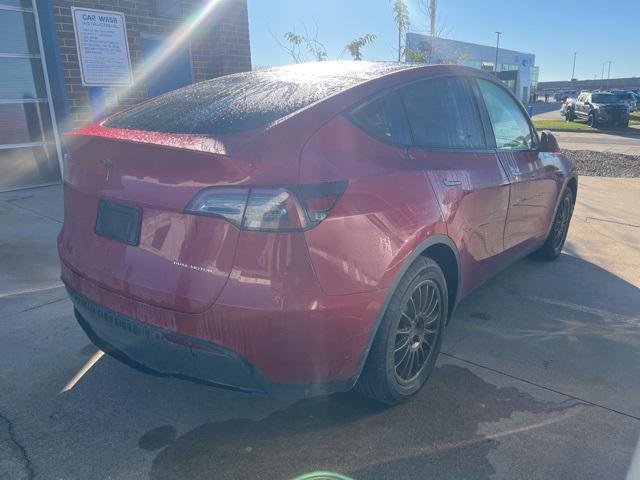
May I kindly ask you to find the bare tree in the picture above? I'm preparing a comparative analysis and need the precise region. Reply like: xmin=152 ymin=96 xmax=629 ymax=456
xmin=345 ymin=34 xmax=377 ymax=61
xmin=390 ymin=0 xmax=410 ymax=62
xmin=418 ymin=0 xmax=447 ymax=63
xmin=273 ymin=20 xmax=328 ymax=63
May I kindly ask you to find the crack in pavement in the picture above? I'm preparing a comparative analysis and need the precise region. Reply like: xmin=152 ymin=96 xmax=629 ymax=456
xmin=578 ymin=215 xmax=640 ymax=229
xmin=4 ymin=200 xmax=62 ymax=225
xmin=0 ymin=408 xmax=34 ymax=480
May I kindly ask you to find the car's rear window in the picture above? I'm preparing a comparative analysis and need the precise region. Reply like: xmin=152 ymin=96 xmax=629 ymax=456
xmin=614 ymin=93 xmax=633 ymax=100
xmin=104 ymin=62 xmax=413 ymax=135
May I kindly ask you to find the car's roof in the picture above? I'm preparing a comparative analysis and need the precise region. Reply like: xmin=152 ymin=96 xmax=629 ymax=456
xmin=87 ymin=62 xmax=499 ymax=155
xmin=103 ymin=61 xmax=421 ymax=136
xmin=247 ymin=61 xmax=418 ymax=84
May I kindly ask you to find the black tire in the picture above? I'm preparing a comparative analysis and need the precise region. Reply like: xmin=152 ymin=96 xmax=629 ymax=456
xmin=622 ymin=120 xmax=630 ymax=128
xmin=565 ymin=108 xmax=574 ymax=122
xmin=588 ymin=113 xmax=597 ymax=128
xmin=534 ymin=189 xmax=574 ymax=261
xmin=356 ymin=256 xmax=448 ymax=405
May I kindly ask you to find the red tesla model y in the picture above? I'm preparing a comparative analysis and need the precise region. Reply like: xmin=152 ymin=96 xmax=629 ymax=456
xmin=59 ymin=62 xmax=576 ymax=404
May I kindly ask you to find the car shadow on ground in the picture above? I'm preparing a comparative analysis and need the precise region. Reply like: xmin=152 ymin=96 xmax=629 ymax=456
xmin=139 ymin=364 xmax=573 ymax=480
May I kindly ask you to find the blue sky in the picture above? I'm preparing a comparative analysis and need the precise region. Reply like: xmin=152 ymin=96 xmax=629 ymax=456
xmin=247 ymin=0 xmax=639 ymax=82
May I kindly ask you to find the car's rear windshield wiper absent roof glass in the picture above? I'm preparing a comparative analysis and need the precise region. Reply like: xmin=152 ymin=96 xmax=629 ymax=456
xmin=104 ymin=62 xmax=413 ymax=135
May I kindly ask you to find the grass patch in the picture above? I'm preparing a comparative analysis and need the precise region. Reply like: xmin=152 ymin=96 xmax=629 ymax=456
xmin=630 ymin=111 xmax=640 ymax=124
xmin=533 ymin=119 xmax=592 ymax=131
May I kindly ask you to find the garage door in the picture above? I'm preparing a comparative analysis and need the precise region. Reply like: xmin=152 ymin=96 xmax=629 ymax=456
xmin=0 ymin=0 xmax=62 ymax=192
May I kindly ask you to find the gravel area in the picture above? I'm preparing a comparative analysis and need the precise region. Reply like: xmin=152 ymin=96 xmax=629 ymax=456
xmin=561 ymin=149 xmax=640 ymax=178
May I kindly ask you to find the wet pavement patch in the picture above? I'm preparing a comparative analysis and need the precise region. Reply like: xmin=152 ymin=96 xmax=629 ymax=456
xmin=143 ymin=364 xmax=579 ymax=480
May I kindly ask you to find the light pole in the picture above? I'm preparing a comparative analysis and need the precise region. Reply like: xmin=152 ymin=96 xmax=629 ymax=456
xmin=571 ymin=51 xmax=577 ymax=80
xmin=601 ymin=62 xmax=606 ymax=87
xmin=606 ymin=61 xmax=613 ymax=90
xmin=494 ymin=32 xmax=502 ymax=74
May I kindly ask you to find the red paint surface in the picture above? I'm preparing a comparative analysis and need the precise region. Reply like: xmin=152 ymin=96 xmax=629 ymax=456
xmin=59 ymin=64 xmax=574 ymax=386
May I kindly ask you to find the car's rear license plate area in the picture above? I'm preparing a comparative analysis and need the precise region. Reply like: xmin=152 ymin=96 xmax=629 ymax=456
xmin=95 ymin=199 xmax=142 ymax=246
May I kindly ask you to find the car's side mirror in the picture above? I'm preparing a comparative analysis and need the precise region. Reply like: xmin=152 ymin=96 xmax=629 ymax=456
xmin=539 ymin=130 xmax=560 ymax=153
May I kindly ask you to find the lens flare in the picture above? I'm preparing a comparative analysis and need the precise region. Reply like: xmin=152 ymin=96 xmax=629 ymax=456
xmin=134 ymin=0 xmax=222 ymax=85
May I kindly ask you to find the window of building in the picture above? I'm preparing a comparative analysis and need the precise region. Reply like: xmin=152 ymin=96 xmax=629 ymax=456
xmin=477 ymin=79 xmax=534 ymax=150
xmin=0 ymin=1 xmax=62 ymax=191
xmin=398 ymin=76 xmax=486 ymax=150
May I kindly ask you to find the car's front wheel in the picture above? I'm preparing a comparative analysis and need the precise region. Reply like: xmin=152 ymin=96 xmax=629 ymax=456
xmin=356 ymin=256 xmax=448 ymax=405
xmin=588 ymin=113 xmax=597 ymax=127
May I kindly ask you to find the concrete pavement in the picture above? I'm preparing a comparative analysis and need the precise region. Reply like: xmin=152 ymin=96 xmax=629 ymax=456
xmin=1 ymin=179 xmax=639 ymax=480
xmin=554 ymin=130 xmax=640 ymax=155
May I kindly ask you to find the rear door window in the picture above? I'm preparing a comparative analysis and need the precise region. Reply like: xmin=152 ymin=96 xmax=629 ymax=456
xmin=348 ymin=91 xmax=409 ymax=145
xmin=397 ymin=76 xmax=486 ymax=150
xmin=477 ymin=79 xmax=535 ymax=150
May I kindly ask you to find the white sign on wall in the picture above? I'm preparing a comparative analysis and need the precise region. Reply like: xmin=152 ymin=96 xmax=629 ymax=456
xmin=71 ymin=7 xmax=133 ymax=86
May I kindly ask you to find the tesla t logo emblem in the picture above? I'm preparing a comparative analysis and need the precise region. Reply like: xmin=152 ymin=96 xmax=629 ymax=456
xmin=101 ymin=158 xmax=112 ymax=181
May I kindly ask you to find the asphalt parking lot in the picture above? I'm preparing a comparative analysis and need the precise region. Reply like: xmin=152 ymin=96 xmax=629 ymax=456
xmin=1 ymin=175 xmax=639 ymax=480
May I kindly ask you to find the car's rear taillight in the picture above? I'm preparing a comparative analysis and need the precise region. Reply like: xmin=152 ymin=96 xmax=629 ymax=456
xmin=185 ymin=181 xmax=347 ymax=231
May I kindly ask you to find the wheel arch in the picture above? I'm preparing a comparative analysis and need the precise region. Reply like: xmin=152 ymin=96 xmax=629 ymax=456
xmin=353 ymin=235 xmax=460 ymax=382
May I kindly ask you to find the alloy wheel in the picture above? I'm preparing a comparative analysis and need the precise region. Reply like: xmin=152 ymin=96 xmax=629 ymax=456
xmin=394 ymin=279 xmax=442 ymax=383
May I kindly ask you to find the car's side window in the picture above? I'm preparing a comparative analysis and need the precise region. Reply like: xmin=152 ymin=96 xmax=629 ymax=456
xmin=397 ymin=76 xmax=486 ymax=150
xmin=348 ymin=91 xmax=409 ymax=145
xmin=477 ymin=79 xmax=534 ymax=150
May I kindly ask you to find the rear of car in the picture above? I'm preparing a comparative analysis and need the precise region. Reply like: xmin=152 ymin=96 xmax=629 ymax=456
xmin=58 ymin=62 xmax=412 ymax=397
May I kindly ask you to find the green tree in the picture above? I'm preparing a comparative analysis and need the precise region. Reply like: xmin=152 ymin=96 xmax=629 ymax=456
xmin=282 ymin=31 xmax=328 ymax=62
xmin=405 ymin=49 xmax=427 ymax=63
xmin=345 ymin=34 xmax=377 ymax=61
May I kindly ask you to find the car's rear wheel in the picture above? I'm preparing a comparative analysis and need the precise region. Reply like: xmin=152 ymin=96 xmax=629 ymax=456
xmin=565 ymin=108 xmax=574 ymax=121
xmin=356 ymin=256 xmax=448 ymax=405
xmin=534 ymin=188 xmax=574 ymax=261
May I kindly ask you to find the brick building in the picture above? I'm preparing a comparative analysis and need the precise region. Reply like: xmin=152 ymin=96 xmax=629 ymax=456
xmin=0 ymin=0 xmax=252 ymax=191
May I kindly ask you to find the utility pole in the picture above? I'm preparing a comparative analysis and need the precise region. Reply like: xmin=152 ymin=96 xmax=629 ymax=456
xmin=429 ymin=0 xmax=437 ymax=63
xmin=606 ymin=61 xmax=613 ymax=90
xmin=494 ymin=32 xmax=502 ymax=74
xmin=571 ymin=51 xmax=577 ymax=80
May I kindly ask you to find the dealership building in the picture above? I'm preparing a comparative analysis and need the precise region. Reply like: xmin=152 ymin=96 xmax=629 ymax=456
xmin=1 ymin=0 xmax=251 ymax=191
xmin=406 ymin=33 xmax=539 ymax=106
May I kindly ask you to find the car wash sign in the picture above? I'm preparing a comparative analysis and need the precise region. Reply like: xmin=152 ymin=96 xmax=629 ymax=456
xmin=71 ymin=7 xmax=133 ymax=86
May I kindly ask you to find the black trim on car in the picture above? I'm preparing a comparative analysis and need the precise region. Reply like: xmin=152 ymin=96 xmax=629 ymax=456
xmin=65 ymin=283 xmax=358 ymax=399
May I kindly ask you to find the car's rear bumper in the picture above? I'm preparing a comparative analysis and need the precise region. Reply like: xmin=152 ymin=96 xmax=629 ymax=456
xmin=67 ymin=283 xmax=360 ymax=399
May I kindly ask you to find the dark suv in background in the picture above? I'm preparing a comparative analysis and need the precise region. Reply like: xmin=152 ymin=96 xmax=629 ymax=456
xmin=565 ymin=91 xmax=629 ymax=127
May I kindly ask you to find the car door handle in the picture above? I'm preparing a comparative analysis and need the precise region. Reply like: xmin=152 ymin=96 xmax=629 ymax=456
xmin=443 ymin=179 xmax=462 ymax=187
